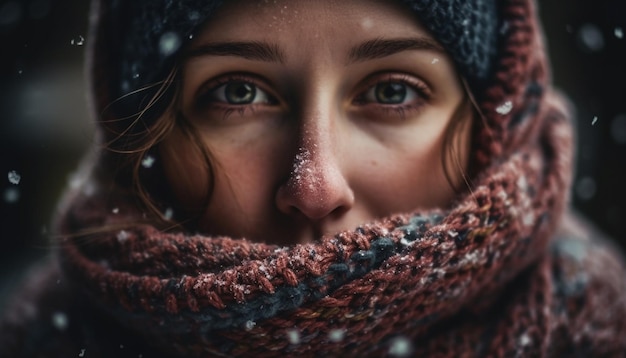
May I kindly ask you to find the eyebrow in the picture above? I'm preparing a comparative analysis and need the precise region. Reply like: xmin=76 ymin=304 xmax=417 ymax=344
xmin=184 ymin=37 xmax=443 ymax=65
xmin=348 ymin=37 xmax=445 ymax=64
xmin=185 ymin=41 xmax=286 ymax=63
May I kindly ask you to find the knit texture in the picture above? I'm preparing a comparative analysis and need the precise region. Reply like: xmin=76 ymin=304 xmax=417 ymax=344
xmin=53 ymin=98 xmax=574 ymax=356
xmin=2 ymin=0 xmax=626 ymax=357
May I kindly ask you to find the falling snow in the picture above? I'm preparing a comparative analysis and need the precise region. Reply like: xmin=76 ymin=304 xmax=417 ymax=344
xmin=141 ymin=155 xmax=155 ymax=168
xmin=431 ymin=58 xmax=439 ymax=64
xmin=496 ymin=101 xmax=513 ymax=115
xmin=4 ymin=187 xmax=19 ymax=203
xmin=159 ymin=32 xmax=181 ymax=56
xmin=576 ymin=176 xmax=597 ymax=201
xmin=70 ymin=35 xmax=85 ymax=46
xmin=112 ymin=207 xmax=119 ymax=214
xmin=245 ymin=320 xmax=256 ymax=331
xmin=578 ymin=24 xmax=604 ymax=52
xmin=8 ymin=170 xmax=20 ymax=184
xmin=287 ymin=329 xmax=301 ymax=344
xmin=615 ymin=27 xmax=624 ymax=39
xmin=51 ymin=312 xmax=68 ymax=331
xmin=519 ymin=333 xmax=531 ymax=346
xmin=164 ymin=207 xmax=174 ymax=220
xmin=591 ymin=116 xmax=598 ymax=126
xmin=78 ymin=348 xmax=86 ymax=357
xmin=389 ymin=336 xmax=412 ymax=357
xmin=328 ymin=329 xmax=346 ymax=342
xmin=117 ymin=230 xmax=129 ymax=243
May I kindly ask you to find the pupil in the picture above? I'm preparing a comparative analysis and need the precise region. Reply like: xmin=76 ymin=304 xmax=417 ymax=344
xmin=376 ymin=83 xmax=406 ymax=104
xmin=226 ymin=82 xmax=255 ymax=104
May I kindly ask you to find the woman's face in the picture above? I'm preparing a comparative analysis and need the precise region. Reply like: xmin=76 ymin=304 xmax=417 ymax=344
xmin=159 ymin=0 xmax=472 ymax=245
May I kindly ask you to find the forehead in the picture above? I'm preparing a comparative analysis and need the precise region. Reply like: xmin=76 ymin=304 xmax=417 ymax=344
xmin=195 ymin=0 xmax=430 ymax=44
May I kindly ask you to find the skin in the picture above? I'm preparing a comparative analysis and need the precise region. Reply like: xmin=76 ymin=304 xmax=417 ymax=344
xmin=159 ymin=0 xmax=472 ymax=245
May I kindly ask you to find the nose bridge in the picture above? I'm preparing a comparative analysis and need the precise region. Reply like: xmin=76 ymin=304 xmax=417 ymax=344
xmin=275 ymin=87 xmax=354 ymax=221
xmin=290 ymin=98 xmax=339 ymax=200
xmin=292 ymin=83 xmax=337 ymax=187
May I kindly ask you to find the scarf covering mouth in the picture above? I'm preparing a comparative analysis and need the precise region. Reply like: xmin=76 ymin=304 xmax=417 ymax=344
xmin=58 ymin=101 xmax=571 ymax=356
xmin=57 ymin=0 xmax=576 ymax=357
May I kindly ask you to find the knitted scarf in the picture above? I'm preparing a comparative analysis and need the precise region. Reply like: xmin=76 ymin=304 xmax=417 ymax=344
xmin=55 ymin=1 xmax=577 ymax=357
xmin=58 ymin=103 xmax=571 ymax=357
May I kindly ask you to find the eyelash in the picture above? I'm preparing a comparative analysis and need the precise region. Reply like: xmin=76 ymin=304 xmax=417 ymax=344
xmin=353 ymin=73 xmax=431 ymax=120
xmin=193 ymin=73 xmax=431 ymax=121
xmin=194 ymin=74 xmax=277 ymax=120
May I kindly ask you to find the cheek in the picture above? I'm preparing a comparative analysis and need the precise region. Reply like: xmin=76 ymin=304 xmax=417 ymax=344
xmin=194 ymin=129 xmax=294 ymax=235
xmin=357 ymin=110 xmax=471 ymax=213
xmin=159 ymin=127 xmax=210 ymax=212
xmin=379 ymin=138 xmax=452 ymax=209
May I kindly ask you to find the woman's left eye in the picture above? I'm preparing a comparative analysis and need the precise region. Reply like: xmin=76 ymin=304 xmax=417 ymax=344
xmin=363 ymin=82 xmax=418 ymax=105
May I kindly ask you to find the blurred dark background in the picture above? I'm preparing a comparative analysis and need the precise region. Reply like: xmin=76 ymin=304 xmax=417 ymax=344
xmin=1 ymin=0 xmax=625 ymax=308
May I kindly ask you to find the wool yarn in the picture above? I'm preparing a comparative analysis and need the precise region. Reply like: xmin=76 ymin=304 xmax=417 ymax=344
xmin=56 ymin=98 xmax=573 ymax=356
xmin=3 ymin=0 xmax=626 ymax=357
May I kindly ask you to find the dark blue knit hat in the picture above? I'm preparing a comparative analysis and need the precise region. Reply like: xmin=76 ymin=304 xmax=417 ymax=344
xmin=95 ymin=0 xmax=498 ymax=117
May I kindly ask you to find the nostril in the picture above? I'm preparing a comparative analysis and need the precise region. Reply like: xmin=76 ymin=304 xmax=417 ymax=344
xmin=284 ymin=203 xmax=304 ymax=217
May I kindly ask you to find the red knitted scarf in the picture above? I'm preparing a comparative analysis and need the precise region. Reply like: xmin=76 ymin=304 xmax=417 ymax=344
xmin=57 ymin=94 xmax=571 ymax=357
xmin=56 ymin=1 xmax=576 ymax=356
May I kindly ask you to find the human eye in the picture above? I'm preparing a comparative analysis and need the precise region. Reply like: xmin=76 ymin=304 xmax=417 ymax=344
xmin=193 ymin=74 xmax=279 ymax=119
xmin=211 ymin=81 xmax=271 ymax=105
xmin=353 ymin=73 xmax=431 ymax=119
xmin=363 ymin=81 xmax=417 ymax=104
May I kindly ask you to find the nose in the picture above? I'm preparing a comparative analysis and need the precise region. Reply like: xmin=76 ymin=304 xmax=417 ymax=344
xmin=275 ymin=126 xmax=355 ymax=222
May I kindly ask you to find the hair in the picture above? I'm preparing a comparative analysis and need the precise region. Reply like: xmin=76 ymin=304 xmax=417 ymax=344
xmin=441 ymin=91 xmax=474 ymax=195
xmin=441 ymin=76 xmax=491 ymax=199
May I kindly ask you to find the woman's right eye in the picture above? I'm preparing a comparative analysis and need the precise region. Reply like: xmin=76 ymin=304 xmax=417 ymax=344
xmin=208 ymin=81 xmax=274 ymax=105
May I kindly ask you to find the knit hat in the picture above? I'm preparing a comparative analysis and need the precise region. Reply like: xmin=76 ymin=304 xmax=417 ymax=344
xmin=89 ymin=0 xmax=498 ymax=123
